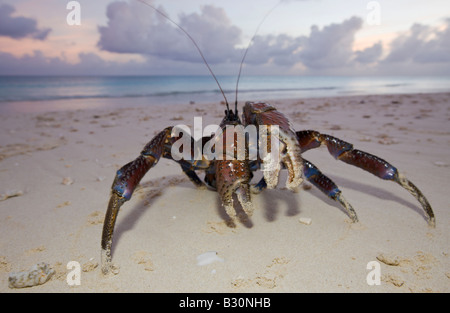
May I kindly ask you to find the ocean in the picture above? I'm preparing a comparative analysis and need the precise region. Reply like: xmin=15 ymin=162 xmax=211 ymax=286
xmin=0 ymin=75 xmax=449 ymax=112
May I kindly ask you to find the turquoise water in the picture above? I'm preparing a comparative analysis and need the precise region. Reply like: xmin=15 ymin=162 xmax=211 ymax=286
xmin=0 ymin=75 xmax=449 ymax=108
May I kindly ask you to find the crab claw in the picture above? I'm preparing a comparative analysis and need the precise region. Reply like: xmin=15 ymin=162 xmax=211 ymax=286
xmin=243 ymin=102 xmax=303 ymax=191
xmin=216 ymin=159 xmax=254 ymax=226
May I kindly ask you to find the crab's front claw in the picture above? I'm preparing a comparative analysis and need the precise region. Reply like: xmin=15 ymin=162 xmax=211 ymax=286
xmin=101 ymin=128 xmax=172 ymax=275
xmin=243 ymin=102 xmax=303 ymax=191
xmin=101 ymin=155 xmax=156 ymax=275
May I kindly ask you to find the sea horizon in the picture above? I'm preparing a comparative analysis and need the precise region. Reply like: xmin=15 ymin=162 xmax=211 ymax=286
xmin=1 ymin=74 xmax=449 ymax=113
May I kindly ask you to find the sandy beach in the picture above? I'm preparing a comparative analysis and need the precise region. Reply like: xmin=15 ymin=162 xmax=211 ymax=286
xmin=0 ymin=92 xmax=448 ymax=293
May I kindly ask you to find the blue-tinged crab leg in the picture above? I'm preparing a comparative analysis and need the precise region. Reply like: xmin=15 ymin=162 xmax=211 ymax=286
xmin=249 ymin=159 xmax=358 ymax=222
xmin=101 ymin=127 xmax=172 ymax=275
xmin=302 ymin=159 xmax=358 ymax=222
xmin=178 ymin=160 xmax=207 ymax=188
xmin=296 ymin=130 xmax=435 ymax=226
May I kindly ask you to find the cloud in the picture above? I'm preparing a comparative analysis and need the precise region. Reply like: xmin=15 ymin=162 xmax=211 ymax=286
xmin=0 ymin=4 xmax=51 ymax=40
xmin=0 ymin=50 xmax=143 ymax=76
xmin=0 ymin=50 xmax=64 ymax=75
xmin=384 ymin=18 xmax=450 ymax=64
xmin=243 ymin=16 xmax=364 ymax=71
xmin=1 ymin=0 xmax=448 ymax=77
xmin=384 ymin=23 xmax=431 ymax=63
xmin=298 ymin=16 xmax=363 ymax=69
xmin=98 ymin=1 xmax=242 ymax=64
xmin=244 ymin=33 xmax=304 ymax=66
xmin=355 ymin=42 xmax=383 ymax=64
xmin=96 ymin=3 xmax=382 ymax=74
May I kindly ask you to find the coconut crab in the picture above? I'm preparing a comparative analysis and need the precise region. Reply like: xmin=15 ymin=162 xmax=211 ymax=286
xmin=101 ymin=101 xmax=435 ymax=274
xmin=100 ymin=1 xmax=435 ymax=275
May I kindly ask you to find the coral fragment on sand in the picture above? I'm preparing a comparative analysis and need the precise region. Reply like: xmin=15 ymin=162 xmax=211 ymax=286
xmin=299 ymin=217 xmax=312 ymax=225
xmin=8 ymin=262 xmax=55 ymax=288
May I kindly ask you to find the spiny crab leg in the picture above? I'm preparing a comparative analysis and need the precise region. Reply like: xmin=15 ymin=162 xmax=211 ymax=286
xmin=101 ymin=193 xmax=125 ymax=275
xmin=101 ymin=127 xmax=172 ymax=275
xmin=302 ymin=159 xmax=358 ymax=222
xmin=394 ymin=172 xmax=435 ymax=226
xmin=297 ymin=130 xmax=435 ymax=227
xmin=249 ymin=159 xmax=359 ymax=222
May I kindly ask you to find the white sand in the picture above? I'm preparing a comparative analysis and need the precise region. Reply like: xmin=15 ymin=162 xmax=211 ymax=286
xmin=0 ymin=92 xmax=448 ymax=292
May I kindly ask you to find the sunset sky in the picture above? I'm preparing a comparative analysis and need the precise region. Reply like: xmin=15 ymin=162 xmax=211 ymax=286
xmin=0 ymin=0 xmax=449 ymax=76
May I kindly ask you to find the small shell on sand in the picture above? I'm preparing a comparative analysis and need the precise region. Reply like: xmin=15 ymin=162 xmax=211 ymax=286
xmin=197 ymin=251 xmax=224 ymax=266
xmin=96 ymin=176 xmax=106 ymax=182
xmin=299 ymin=217 xmax=312 ymax=225
xmin=8 ymin=262 xmax=55 ymax=288
xmin=0 ymin=189 xmax=24 ymax=201
xmin=62 ymin=177 xmax=74 ymax=185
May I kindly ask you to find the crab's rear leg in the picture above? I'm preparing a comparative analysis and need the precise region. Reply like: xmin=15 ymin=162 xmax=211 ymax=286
xmin=297 ymin=130 xmax=435 ymax=226
xmin=101 ymin=127 xmax=173 ymax=275
xmin=250 ymin=159 xmax=358 ymax=222
xmin=303 ymin=159 xmax=358 ymax=222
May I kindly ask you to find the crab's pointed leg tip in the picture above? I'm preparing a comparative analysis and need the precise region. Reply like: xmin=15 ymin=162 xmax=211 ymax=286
xmin=101 ymin=262 xmax=120 ymax=276
xmin=348 ymin=214 xmax=359 ymax=224
xmin=428 ymin=217 xmax=436 ymax=228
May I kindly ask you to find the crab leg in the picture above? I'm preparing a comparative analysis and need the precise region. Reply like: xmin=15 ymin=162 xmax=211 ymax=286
xmin=101 ymin=127 xmax=172 ymax=274
xmin=249 ymin=159 xmax=358 ymax=222
xmin=215 ymin=159 xmax=254 ymax=226
xmin=296 ymin=130 xmax=435 ymax=226
xmin=303 ymin=159 xmax=358 ymax=222
xmin=243 ymin=102 xmax=303 ymax=191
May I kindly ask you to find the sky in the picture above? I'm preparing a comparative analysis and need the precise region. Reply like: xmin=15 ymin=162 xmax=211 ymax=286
xmin=0 ymin=0 xmax=449 ymax=76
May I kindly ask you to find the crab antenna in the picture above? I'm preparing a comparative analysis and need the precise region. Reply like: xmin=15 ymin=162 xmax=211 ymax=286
xmin=234 ymin=1 xmax=282 ymax=113
xmin=137 ymin=0 xmax=230 ymax=111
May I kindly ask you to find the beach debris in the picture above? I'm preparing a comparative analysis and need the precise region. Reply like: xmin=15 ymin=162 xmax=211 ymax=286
xmin=62 ymin=177 xmax=74 ymax=185
xmin=382 ymin=274 xmax=405 ymax=287
xmin=433 ymin=161 xmax=448 ymax=167
xmin=56 ymin=201 xmax=71 ymax=209
xmin=299 ymin=217 xmax=312 ymax=225
xmin=87 ymin=211 xmax=104 ymax=225
xmin=329 ymin=125 xmax=341 ymax=130
xmin=0 ymin=189 xmax=24 ymax=201
xmin=82 ymin=260 xmax=99 ymax=272
xmin=359 ymin=136 xmax=372 ymax=142
xmin=8 ymin=262 xmax=55 ymax=289
xmin=231 ymin=257 xmax=289 ymax=290
xmin=132 ymin=251 xmax=154 ymax=272
xmin=197 ymin=251 xmax=224 ymax=266
xmin=377 ymin=134 xmax=399 ymax=145
xmin=375 ymin=251 xmax=438 ymax=290
xmin=376 ymin=253 xmax=402 ymax=266
xmin=101 ymin=122 xmax=117 ymax=128
xmin=96 ymin=176 xmax=106 ymax=182
xmin=1 ymin=256 xmax=11 ymax=272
